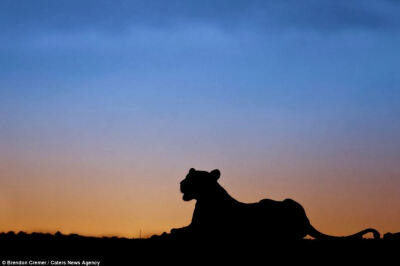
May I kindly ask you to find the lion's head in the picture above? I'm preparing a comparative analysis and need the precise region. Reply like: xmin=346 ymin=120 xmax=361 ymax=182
xmin=180 ymin=168 xmax=221 ymax=201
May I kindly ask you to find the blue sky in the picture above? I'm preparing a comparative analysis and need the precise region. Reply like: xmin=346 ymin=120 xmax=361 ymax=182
xmin=2 ymin=0 xmax=399 ymax=155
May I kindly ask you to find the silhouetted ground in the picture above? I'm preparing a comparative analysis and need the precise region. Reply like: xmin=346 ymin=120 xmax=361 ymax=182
xmin=0 ymin=231 xmax=399 ymax=265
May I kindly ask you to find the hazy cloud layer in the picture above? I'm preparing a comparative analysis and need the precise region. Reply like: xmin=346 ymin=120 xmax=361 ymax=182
xmin=1 ymin=0 xmax=399 ymax=35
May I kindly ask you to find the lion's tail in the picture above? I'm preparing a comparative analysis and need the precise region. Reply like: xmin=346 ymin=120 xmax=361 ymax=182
xmin=307 ymin=224 xmax=380 ymax=240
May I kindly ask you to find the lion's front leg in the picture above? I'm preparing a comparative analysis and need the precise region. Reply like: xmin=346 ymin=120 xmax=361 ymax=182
xmin=170 ymin=225 xmax=193 ymax=239
xmin=150 ymin=225 xmax=194 ymax=240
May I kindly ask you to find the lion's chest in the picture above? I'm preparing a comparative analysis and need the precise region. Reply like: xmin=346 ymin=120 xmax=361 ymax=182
xmin=192 ymin=201 xmax=254 ymax=226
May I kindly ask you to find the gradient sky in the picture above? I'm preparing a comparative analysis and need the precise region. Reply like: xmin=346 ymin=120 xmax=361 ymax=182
xmin=1 ymin=0 xmax=399 ymax=238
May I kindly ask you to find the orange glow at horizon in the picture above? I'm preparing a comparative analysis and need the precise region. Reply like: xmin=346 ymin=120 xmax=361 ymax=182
xmin=1 ymin=143 xmax=399 ymax=238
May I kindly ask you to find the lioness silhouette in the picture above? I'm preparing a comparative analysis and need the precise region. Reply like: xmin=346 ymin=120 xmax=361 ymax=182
xmin=165 ymin=168 xmax=380 ymax=240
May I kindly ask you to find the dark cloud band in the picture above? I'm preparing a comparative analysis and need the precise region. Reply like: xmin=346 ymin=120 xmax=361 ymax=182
xmin=1 ymin=0 xmax=399 ymax=35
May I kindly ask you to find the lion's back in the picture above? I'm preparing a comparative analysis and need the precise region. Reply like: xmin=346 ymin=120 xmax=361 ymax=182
xmin=231 ymin=198 xmax=309 ymax=239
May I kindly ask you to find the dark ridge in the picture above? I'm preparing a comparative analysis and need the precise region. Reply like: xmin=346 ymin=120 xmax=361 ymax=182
xmin=0 ymin=231 xmax=134 ymax=240
xmin=1 ymin=230 xmax=399 ymax=265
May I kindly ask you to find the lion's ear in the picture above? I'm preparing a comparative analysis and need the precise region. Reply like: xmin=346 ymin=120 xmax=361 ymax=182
xmin=210 ymin=169 xmax=220 ymax=180
xmin=189 ymin=168 xmax=196 ymax=173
